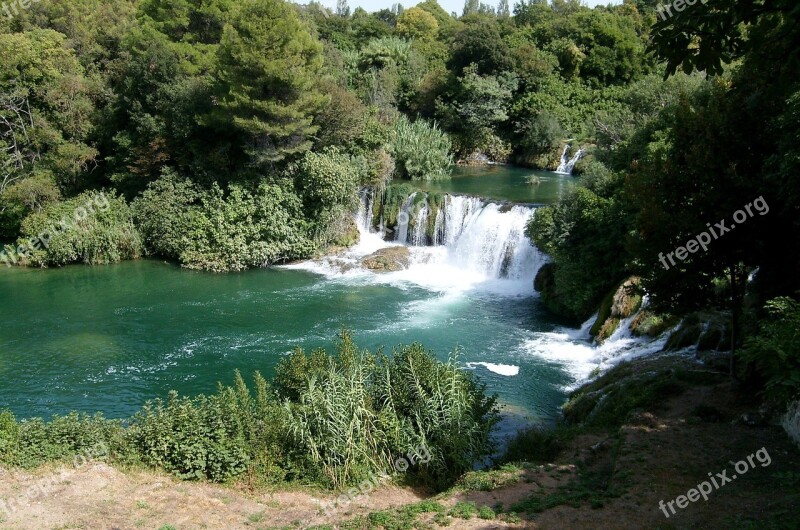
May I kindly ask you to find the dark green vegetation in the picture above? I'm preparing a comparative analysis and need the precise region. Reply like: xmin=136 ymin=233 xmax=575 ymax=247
xmin=2 ymin=0 xmax=666 ymax=272
xmin=527 ymin=0 xmax=800 ymax=410
xmin=1 ymin=0 xmax=799 ymax=522
xmin=0 ymin=332 xmax=497 ymax=491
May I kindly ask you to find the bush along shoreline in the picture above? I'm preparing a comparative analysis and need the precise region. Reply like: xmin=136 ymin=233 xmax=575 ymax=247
xmin=0 ymin=331 xmax=498 ymax=492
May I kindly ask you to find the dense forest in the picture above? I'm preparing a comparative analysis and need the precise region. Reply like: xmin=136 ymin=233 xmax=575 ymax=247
xmin=1 ymin=0 xmax=799 ymax=515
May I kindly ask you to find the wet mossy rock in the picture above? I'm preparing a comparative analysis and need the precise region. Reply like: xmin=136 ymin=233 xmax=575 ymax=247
xmin=361 ymin=246 xmax=411 ymax=272
xmin=665 ymin=312 xmax=731 ymax=352
xmin=630 ymin=310 xmax=679 ymax=338
xmin=590 ymin=277 xmax=643 ymax=343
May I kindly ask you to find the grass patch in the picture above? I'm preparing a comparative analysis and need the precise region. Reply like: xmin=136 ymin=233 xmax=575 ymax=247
xmin=478 ymin=505 xmax=496 ymax=520
xmin=448 ymin=501 xmax=477 ymax=519
xmin=563 ymin=366 xmax=689 ymax=429
xmin=511 ymin=434 xmax=629 ymax=514
xmin=504 ymin=427 xmax=577 ymax=464
xmin=457 ymin=464 xmax=520 ymax=491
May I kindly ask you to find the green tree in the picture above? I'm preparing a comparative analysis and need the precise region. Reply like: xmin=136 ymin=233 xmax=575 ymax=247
xmin=396 ymin=7 xmax=439 ymax=41
xmin=449 ymin=17 xmax=513 ymax=76
xmin=213 ymin=0 xmax=326 ymax=167
xmin=0 ymin=30 xmax=97 ymax=238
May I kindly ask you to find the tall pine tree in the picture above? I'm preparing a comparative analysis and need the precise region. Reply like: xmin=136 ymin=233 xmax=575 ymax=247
xmin=214 ymin=0 xmax=325 ymax=168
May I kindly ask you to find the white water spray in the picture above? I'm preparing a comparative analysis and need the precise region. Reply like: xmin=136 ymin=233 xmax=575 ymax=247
xmin=555 ymin=145 xmax=584 ymax=175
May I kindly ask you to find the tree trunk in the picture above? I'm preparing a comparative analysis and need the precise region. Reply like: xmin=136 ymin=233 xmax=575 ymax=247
xmin=729 ymin=263 xmax=742 ymax=383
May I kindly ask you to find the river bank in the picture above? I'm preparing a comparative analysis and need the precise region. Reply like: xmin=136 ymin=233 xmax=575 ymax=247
xmin=2 ymin=349 xmax=797 ymax=529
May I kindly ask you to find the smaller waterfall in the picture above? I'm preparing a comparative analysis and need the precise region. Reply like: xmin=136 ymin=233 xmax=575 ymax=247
xmin=411 ymin=201 xmax=429 ymax=246
xmin=432 ymin=208 xmax=445 ymax=245
xmin=555 ymin=145 xmax=571 ymax=173
xmin=555 ymin=145 xmax=583 ymax=175
xmin=356 ymin=189 xmax=375 ymax=232
xmin=395 ymin=193 xmax=417 ymax=243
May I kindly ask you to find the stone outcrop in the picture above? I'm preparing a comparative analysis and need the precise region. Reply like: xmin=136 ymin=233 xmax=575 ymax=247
xmin=591 ymin=277 xmax=643 ymax=343
xmin=361 ymin=247 xmax=411 ymax=272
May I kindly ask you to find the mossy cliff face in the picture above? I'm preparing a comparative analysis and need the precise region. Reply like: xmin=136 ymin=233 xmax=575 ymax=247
xmin=590 ymin=277 xmax=643 ymax=343
xmin=369 ymin=184 xmax=446 ymax=244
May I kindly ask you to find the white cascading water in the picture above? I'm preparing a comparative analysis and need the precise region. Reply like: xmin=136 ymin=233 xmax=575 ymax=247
xmin=555 ymin=145 xmax=583 ymax=175
xmin=355 ymin=191 xmax=545 ymax=289
xmin=432 ymin=208 xmax=445 ymax=245
xmin=443 ymin=195 xmax=483 ymax=245
xmin=555 ymin=145 xmax=571 ymax=173
xmin=410 ymin=200 xmax=429 ymax=246
xmin=394 ymin=193 xmax=416 ymax=243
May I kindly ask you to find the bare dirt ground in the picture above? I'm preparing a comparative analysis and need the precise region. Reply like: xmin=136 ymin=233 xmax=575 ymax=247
xmin=1 ymin=354 xmax=798 ymax=530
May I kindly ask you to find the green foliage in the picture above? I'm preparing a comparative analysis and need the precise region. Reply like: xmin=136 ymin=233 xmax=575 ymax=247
xmin=213 ymin=0 xmax=325 ymax=166
xmin=388 ymin=116 xmax=453 ymax=181
xmin=478 ymin=505 xmax=496 ymax=520
xmin=741 ymin=297 xmax=800 ymax=405
xmin=437 ymin=64 xmax=517 ymax=155
xmin=504 ymin=426 xmax=574 ymax=465
xmin=133 ymin=174 xmax=313 ymax=272
xmin=0 ymin=29 xmax=97 ymax=239
xmin=0 ymin=410 xmax=124 ymax=469
xmin=131 ymin=171 xmax=201 ymax=258
xmin=16 ymin=191 xmax=143 ymax=267
xmin=448 ymin=501 xmax=477 ymax=519
xmin=449 ymin=17 xmax=513 ymax=76
xmin=281 ymin=331 xmax=499 ymax=489
xmin=396 ymin=7 xmax=439 ymax=41
xmin=516 ymin=111 xmax=563 ymax=164
xmin=180 ymin=183 xmax=313 ymax=271
xmin=296 ymin=148 xmax=359 ymax=216
xmin=129 ymin=373 xmax=278 ymax=482
xmin=527 ymin=166 xmax=631 ymax=320
xmin=0 ymin=173 xmax=61 ymax=239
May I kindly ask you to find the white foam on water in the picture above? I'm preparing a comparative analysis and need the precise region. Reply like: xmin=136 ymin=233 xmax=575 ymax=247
xmin=466 ymin=362 xmax=520 ymax=376
xmin=524 ymin=311 xmax=671 ymax=388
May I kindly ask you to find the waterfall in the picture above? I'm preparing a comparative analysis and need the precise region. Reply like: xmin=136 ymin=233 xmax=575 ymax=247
xmin=395 ymin=193 xmax=417 ymax=244
xmin=356 ymin=189 xmax=375 ymax=232
xmin=349 ymin=188 xmax=546 ymax=286
xmin=410 ymin=200 xmax=429 ymax=246
xmin=555 ymin=145 xmax=571 ymax=173
xmin=443 ymin=195 xmax=483 ymax=245
xmin=555 ymin=145 xmax=583 ymax=175
xmin=432 ymin=208 xmax=445 ymax=245
xmin=447 ymin=203 xmax=540 ymax=280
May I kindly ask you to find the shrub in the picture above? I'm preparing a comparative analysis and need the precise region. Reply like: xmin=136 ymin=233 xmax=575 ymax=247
xmin=388 ymin=115 xmax=453 ymax=181
xmin=16 ymin=190 xmax=143 ymax=266
xmin=0 ymin=410 xmax=125 ymax=469
xmin=133 ymin=176 xmax=315 ymax=272
xmin=282 ymin=331 xmax=499 ymax=490
xmin=741 ymin=297 xmax=800 ymax=405
xmin=131 ymin=171 xmax=201 ymax=258
xmin=128 ymin=371 xmax=284 ymax=483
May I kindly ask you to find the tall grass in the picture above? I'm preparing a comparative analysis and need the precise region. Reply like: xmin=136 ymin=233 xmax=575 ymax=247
xmin=388 ymin=116 xmax=454 ymax=181
xmin=0 ymin=332 xmax=498 ymax=492
xmin=281 ymin=331 xmax=498 ymax=489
